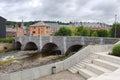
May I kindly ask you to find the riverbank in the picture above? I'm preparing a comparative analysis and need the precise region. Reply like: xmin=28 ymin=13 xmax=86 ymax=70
xmin=0 ymin=51 xmax=64 ymax=74
xmin=0 ymin=43 xmax=14 ymax=53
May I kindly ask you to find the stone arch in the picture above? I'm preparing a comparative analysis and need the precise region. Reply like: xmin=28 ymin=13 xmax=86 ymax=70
xmin=41 ymin=43 xmax=61 ymax=55
xmin=15 ymin=41 xmax=22 ymax=50
xmin=24 ymin=42 xmax=38 ymax=50
xmin=65 ymin=45 xmax=83 ymax=56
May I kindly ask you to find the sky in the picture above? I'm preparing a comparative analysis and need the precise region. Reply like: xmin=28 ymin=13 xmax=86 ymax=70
xmin=0 ymin=0 xmax=120 ymax=24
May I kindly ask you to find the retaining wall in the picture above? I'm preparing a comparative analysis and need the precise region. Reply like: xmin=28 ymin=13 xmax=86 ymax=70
xmin=0 ymin=45 xmax=113 ymax=80
xmin=0 ymin=43 xmax=14 ymax=53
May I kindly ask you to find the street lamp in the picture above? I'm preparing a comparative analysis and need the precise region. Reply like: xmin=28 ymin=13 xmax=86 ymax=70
xmin=114 ymin=14 xmax=117 ymax=38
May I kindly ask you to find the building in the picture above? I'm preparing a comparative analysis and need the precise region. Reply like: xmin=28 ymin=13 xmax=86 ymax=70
xmin=0 ymin=16 xmax=6 ymax=38
xmin=6 ymin=26 xmax=16 ymax=37
xmin=29 ymin=22 xmax=52 ymax=36
xmin=15 ymin=23 xmax=24 ymax=37
xmin=70 ymin=22 xmax=111 ymax=30
xmin=14 ymin=20 xmax=28 ymax=37
xmin=45 ymin=22 xmax=60 ymax=35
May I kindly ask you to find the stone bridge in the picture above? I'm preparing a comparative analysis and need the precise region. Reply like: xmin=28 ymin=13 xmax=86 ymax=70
xmin=14 ymin=36 xmax=119 ymax=55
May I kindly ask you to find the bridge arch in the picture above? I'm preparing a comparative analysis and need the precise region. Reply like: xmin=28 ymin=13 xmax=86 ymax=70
xmin=41 ymin=43 xmax=61 ymax=56
xmin=65 ymin=45 xmax=83 ymax=56
xmin=15 ymin=41 xmax=22 ymax=50
xmin=24 ymin=42 xmax=38 ymax=50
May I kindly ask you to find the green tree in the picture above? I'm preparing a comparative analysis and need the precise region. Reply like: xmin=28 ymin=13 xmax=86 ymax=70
xmin=75 ymin=27 xmax=90 ymax=36
xmin=75 ymin=26 xmax=84 ymax=36
xmin=54 ymin=26 xmax=72 ymax=36
xmin=91 ymin=31 xmax=98 ymax=37
xmin=7 ymin=21 xmax=17 ymax=26
xmin=97 ymin=30 xmax=110 ymax=37
xmin=82 ymin=27 xmax=90 ymax=36
xmin=111 ymin=23 xmax=120 ymax=38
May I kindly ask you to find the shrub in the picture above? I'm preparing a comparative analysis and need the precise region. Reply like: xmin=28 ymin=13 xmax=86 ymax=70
xmin=112 ymin=45 xmax=120 ymax=57
xmin=0 ymin=37 xmax=14 ymax=43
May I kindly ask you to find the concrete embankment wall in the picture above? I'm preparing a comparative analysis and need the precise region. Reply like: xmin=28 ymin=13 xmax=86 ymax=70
xmin=0 ymin=43 xmax=14 ymax=53
xmin=0 ymin=45 xmax=113 ymax=80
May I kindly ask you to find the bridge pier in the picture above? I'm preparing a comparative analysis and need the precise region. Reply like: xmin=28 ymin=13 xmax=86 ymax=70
xmin=38 ymin=46 xmax=41 ymax=53
xmin=21 ymin=45 xmax=25 ymax=50
xmin=63 ymin=37 xmax=67 ymax=54
xmin=81 ymin=37 xmax=85 ymax=45
xmin=100 ymin=38 xmax=104 ymax=45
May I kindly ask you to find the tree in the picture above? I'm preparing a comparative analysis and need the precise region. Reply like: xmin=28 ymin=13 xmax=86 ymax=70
xmin=54 ymin=26 xmax=72 ymax=36
xmin=69 ymin=27 xmax=76 ymax=36
xmin=75 ymin=26 xmax=90 ymax=36
xmin=91 ymin=31 xmax=98 ymax=37
xmin=75 ymin=26 xmax=84 ymax=36
xmin=97 ymin=30 xmax=110 ymax=37
xmin=82 ymin=27 xmax=90 ymax=36
xmin=111 ymin=23 xmax=120 ymax=38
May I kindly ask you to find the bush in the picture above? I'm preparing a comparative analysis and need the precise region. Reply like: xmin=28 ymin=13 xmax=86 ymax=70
xmin=0 ymin=37 xmax=14 ymax=43
xmin=112 ymin=45 xmax=120 ymax=57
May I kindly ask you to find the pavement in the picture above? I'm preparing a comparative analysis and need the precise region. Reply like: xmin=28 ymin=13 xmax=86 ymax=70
xmin=89 ymin=68 xmax=120 ymax=80
xmin=34 ymin=70 xmax=85 ymax=80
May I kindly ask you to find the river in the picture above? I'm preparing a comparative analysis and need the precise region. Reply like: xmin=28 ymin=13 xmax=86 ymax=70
xmin=0 ymin=50 xmax=21 ymax=59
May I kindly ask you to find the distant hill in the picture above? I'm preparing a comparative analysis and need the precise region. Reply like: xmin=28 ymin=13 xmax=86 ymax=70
xmin=6 ymin=21 xmax=38 ymax=27
xmin=6 ymin=21 xmax=69 ymax=27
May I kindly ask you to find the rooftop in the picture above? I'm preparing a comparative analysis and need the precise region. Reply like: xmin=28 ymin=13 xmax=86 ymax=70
xmin=30 ymin=22 xmax=49 ymax=27
xmin=0 ymin=16 xmax=6 ymax=20
xmin=45 ymin=22 xmax=59 ymax=29
xmin=70 ymin=22 xmax=110 ymax=28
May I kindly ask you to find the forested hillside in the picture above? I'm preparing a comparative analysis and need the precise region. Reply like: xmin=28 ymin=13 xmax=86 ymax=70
xmin=6 ymin=21 xmax=69 ymax=27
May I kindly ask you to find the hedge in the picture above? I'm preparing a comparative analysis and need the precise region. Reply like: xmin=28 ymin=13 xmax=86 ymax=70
xmin=0 ymin=37 xmax=14 ymax=43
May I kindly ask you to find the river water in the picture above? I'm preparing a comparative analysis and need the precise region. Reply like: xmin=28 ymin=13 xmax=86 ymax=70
xmin=0 ymin=50 xmax=21 ymax=59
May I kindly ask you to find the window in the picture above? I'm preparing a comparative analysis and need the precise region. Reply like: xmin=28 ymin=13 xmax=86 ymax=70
xmin=32 ymin=31 xmax=35 ymax=34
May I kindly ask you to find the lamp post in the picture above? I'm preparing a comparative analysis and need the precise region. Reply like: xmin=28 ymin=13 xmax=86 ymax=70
xmin=114 ymin=14 xmax=117 ymax=38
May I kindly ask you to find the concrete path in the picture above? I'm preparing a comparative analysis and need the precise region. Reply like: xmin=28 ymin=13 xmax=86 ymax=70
xmin=34 ymin=71 xmax=85 ymax=80
xmin=88 ymin=69 xmax=120 ymax=80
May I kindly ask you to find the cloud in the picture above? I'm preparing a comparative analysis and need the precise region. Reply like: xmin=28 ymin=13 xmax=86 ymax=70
xmin=0 ymin=0 xmax=119 ymax=24
xmin=1 ymin=0 xmax=29 ymax=4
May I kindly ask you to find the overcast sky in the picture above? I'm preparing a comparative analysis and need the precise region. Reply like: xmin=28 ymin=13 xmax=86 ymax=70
xmin=0 ymin=0 xmax=120 ymax=24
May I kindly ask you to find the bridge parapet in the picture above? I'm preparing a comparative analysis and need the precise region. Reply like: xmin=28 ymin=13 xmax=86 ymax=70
xmin=14 ymin=36 xmax=119 ymax=54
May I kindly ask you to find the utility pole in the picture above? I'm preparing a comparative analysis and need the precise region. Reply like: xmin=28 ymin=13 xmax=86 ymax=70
xmin=114 ymin=14 xmax=117 ymax=38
